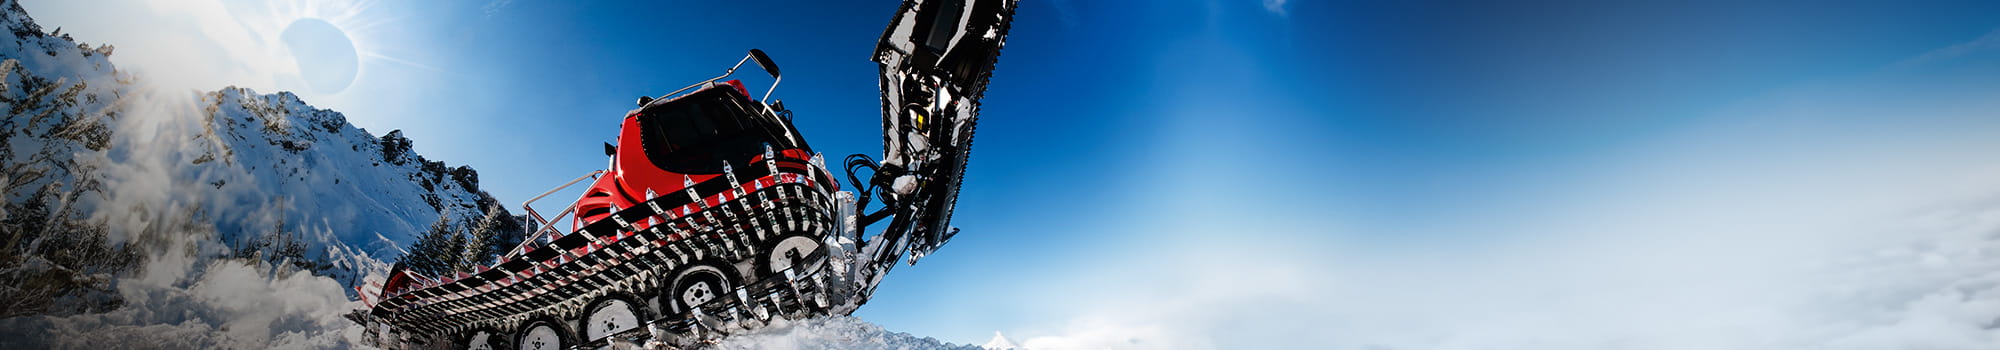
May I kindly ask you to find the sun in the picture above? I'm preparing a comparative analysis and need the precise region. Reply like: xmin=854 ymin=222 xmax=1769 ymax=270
xmin=281 ymin=18 xmax=358 ymax=94
xmin=227 ymin=0 xmax=392 ymax=95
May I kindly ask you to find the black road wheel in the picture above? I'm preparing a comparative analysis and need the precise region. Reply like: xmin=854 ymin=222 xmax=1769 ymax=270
xmin=757 ymin=232 xmax=826 ymax=277
xmin=666 ymin=262 xmax=739 ymax=315
xmin=458 ymin=328 xmax=504 ymax=350
xmin=515 ymin=319 xmax=572 ymax=350
xmin=583 ymin=295 xmax=650 ymax=344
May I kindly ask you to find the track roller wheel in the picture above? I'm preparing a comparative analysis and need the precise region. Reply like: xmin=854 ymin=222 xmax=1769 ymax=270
xmin=459 ymin=329 xmax=501 ymax=350
xmin=758 ymin=232 xmax=825 ymax=277
xmin=584 ymin=296 xmax=648 ymax=344
xmin=666 ymin=262 xmax=739 ymax=315
xmin=515 ymin=319 xmax=572 ymax=350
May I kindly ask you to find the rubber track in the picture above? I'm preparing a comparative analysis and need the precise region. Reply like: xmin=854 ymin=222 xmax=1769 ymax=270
xmin=367 ymin=161 xmax=840 ymax=347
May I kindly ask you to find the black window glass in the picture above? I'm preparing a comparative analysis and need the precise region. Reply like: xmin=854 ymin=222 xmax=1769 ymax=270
xmin=636 ymin=86 xmax=796 ymax=174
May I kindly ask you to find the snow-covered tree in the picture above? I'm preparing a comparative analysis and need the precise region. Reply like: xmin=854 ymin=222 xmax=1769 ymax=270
xmin=397 ymin=203 xmax=524 ymax=277
xmin=398 ymin=216 xmax=465 ymax=277
xmin=468 ymin=202 xmax=525 ymax=265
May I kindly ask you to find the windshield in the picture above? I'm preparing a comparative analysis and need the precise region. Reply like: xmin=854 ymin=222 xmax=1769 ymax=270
xmin=636 ymin=85 xmax=802 ymax=174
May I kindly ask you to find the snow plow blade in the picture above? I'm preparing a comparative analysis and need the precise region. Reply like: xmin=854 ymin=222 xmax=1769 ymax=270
xmin=865 ymin=0 xmax=1018 ymax=265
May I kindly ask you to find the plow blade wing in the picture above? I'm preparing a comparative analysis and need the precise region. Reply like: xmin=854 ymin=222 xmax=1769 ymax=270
xmin=869 ymin=0 xmax=1018 ymax=263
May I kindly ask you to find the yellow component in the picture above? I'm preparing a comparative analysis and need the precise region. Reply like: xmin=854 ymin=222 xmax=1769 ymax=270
xmin=912 ymin=110 xmax=927 ymax=130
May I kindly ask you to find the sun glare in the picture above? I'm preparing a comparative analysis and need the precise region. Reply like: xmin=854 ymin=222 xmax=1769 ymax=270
xmin=281 ymin=18 xmax=358 ymax=93
xmin=226 ymin=0 xmax=394 ymax=95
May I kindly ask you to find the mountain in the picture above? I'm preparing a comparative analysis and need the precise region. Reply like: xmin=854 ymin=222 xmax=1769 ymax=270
xmin=0 ymin=0 xmax=511 ymax=318
xmin=983 ymin=331 xmax=1022 ymax=350
xmin=183 ymin=86 xmax=517 ymax=278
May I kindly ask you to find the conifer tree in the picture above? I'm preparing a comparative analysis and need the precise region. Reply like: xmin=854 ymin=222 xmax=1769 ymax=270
xmin=397 ymin=216 xmax=465 ymax=277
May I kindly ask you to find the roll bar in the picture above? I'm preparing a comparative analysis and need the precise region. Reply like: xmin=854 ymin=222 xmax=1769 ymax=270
xmin=656 ymin=49 xmax=784 ymax=103
xmin=506 ymin=170 xmax=605 ymax=261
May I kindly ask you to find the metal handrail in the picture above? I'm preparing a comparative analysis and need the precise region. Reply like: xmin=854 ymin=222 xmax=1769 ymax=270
xmin=506 ymin=170 xmax=604 ymax=260
xmin=762 ymin=75 xmax=783 ymax=104
xmin=655 ymin=50 xmax=783 ymax=105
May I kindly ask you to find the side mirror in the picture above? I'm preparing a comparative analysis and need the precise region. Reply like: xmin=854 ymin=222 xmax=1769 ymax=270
xmin=749 ymin=49 xmax=780 ymax=78
xmin=603 ymin=142 xmax=616 ymax=157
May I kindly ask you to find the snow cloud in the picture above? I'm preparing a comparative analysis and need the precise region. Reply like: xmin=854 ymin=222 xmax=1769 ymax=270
xmin=0 ymin=67 xmax=374 ymax=348
xmin=0 ymin=256 xmax=364 ymax=349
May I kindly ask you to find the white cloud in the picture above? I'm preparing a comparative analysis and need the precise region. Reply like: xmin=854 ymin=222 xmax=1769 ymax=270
xmin=37 ymin=0 xmax=297 ymax=92
xmin=0 ymin=251 xmax=366 ymax=349
xmin=1001 ymin=25 xmax=2000 ymax=350
xmin=1896 ymin=28 xmax=2000 ymax=69
xmin=1262 ymin=0 xmax=1288 ymax=16
xmin=20 ymin=0 xmax=407 ymax=97
xmin=1011 ymin=152 xmax=2000 ymax=350
xmin=483 ymin=0 xmax=514 ymax=17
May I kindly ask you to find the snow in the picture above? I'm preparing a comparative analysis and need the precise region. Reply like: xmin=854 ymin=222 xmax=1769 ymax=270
xmin=981 ymin=331 xmax=1020 ymax=350
xmin=0 ymin=258 xmax=364 ymax=349
xmin=0 ymin=0 xmax=497 ymax=287
xmin=704 ymin=316 xmax=980 ymax=350
xmin=0 ymin=1 xmax=489 ymax=347
xmin=177 ymin=86 xmax=494 ymax=270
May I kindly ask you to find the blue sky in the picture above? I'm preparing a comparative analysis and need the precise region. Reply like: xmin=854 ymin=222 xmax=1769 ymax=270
xmin=25 ymin=0 xmax=2000 ymax=348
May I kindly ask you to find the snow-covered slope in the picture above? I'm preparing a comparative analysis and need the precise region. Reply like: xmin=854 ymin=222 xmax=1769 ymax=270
xmin=0 ymin=0 xmax=502 ymax=288
xmin=176 ymin=86 xmax=505 ymax=280
xmin=0 ymin=0 xmax=131 ymax=320
xmin=0 ymin=0 xmax=122 ymax=210
xmin=192 ymin=86 xmax=500 ymax=248
xmin=0 ymin=0 xmax=513 ymax=346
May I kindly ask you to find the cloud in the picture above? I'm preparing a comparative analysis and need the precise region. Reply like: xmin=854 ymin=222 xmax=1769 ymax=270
xmin=1000 ymin=24 xmax=2000 ymax=350
xmin=0 ymin=250 xmax=366 ymax=349
xmin=1012 ymin=158 xmax=2000 ymax=350
xmin=483 ymin=0 xmax=514 ymax=18
xmin=1262 ymin=0 xmax=1288 ymax=16
xmin=19 ymin=0 xmax=411 ymax=98
xmin=1896 ymin=28 xmax=2000 ymax=69
xmin=115 ymin=0 xmax=295 ymax=92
